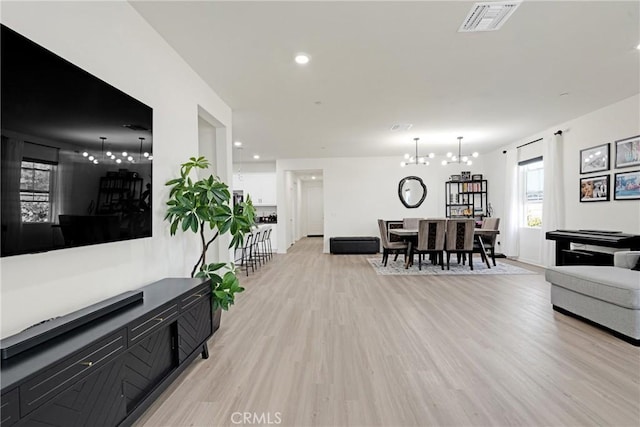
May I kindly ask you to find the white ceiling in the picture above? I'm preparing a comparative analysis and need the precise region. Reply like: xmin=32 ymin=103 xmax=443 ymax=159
xmin=131 ymin=1 xmax=640 ymax=162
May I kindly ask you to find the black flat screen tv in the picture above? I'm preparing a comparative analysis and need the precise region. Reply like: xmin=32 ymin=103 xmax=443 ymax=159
xmin=1 ymin=24 xmax=153 ymax=257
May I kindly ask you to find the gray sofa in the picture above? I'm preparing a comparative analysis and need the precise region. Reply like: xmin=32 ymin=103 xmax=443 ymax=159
xmin=545 ymin=251 xmax=640 ymax=345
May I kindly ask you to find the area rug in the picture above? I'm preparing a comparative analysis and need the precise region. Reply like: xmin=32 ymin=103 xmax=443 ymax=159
xmin=367 ymin=257 xmax=536 ymax=275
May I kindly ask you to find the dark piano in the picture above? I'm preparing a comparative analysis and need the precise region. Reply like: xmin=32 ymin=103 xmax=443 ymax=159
xmin=546 ymin=230 xmax=640 ymax=266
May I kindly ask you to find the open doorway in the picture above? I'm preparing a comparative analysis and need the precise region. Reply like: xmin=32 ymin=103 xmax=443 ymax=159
xmin=282 ymin=170 xmax=324 ymax=250
xmin=197 ymin=106 xmax=232 ymax=263
xmin=302 ymin=179 xmax=323 ymax=237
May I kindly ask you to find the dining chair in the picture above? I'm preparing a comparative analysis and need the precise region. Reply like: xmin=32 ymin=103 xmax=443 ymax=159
xmin=378 ymin=219 xmax=408 ymax=267
xmin=476 ymin=217 xmax=500 ymax=266
xmin=415 ymin=219 xmax=446 ymax=270
xmin=445 ymin=219 xmax=476 ymax=270
xmin=387 ymin=220 xmax=404 ymax=243
xmin=402 ymin=218 xmax=421 ymax=229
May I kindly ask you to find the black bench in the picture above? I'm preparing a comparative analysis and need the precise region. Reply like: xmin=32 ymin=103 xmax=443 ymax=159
xmin=330 ymin=237 xmax=380 ymax=254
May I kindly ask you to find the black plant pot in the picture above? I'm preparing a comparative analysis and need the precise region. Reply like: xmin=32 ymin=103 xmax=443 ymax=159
xmin=212 ymin=307 xmax=222 ymax=333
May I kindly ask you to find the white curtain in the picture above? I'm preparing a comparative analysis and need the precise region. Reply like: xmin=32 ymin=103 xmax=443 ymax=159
xmin=540 ymin=133 xmax=565 ymax=266
xmin=1 ymin=136 xmax=24 ymax=254
xmin=502 ymin=148 xmax=520 ymax=257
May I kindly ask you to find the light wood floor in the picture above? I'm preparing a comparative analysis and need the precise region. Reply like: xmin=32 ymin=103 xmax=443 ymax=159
xmin=136 ymin=238 xmax=640 ymax=427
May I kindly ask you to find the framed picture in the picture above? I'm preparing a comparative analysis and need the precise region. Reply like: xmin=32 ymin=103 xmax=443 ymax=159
xmin=614 ymin=170 xmax=640 ymax=200
xmin=450 ymin=175 xmax=461 ymax=182
xmin=580 ymin=175 xmax=610 ymax=202
xmin=580 ymin=143 xmax=609 ymax=174
xmin=461 ymin=171 xmax=471 ymax=181
xmin=615 ymin=135 xmax=640 ymax=169
xmin=471 ymin=174 xmax=483 ymax=181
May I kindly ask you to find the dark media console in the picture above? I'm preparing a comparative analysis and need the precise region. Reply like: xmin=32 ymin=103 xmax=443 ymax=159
xmin=0 ymin=278 xmax=213 ymax=427
xmin=546 ymin=230 xmax=640 ymax=266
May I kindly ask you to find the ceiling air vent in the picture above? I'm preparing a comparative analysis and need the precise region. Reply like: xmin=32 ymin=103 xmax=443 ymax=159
xmin=459 ymin=1 xmax=521 ymax=32
xmin=390 ymin=123 xmax=413 ymax=132
xmin=122 ymin=124 xmax=149 ymax=131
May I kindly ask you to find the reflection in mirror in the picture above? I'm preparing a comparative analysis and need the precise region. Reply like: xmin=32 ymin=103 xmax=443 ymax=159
xmin=398 ymin=176 xmax=427 ymax=209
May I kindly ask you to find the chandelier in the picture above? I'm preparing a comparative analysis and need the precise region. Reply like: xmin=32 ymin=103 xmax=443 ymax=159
xmin=82 ymin=136 xmax=152 ymax=165
xmin=138 ymin=137 xmax=153 ymax=161
xmin=82 ymin=137 xmax=107 ymax=164
xmin=441 ymin=136 xmax=478 ymax=166
xmin=400 ymin=138 xmax=435 ymax=167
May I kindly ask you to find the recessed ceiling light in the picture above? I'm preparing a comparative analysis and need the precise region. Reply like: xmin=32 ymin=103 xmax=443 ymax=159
xmin=233 ymin=141 xmax=242 ymax=147
xmin=636 ymin=43 xmax=640 ymax=50
xmin=295 ymin=53 xmax=310 ymax=65
xmin=311 ymin=176 xmax=316 ymax=180
xmin=253 ymin=154 xmax=260 ymax=160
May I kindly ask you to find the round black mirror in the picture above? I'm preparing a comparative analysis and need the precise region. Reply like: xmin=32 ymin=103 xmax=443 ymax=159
xmin=398 ymin=176 xmax=427 ymax=209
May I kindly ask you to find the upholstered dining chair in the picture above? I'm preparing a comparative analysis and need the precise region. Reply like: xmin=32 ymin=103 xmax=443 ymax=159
xmin=378 ymin=219 xmax=409 ymax=267
xmin=386 ymin=220 xmax=404 ymax=243
xmin=445 ymin=219 xmax=476 ymax=270
xmin=476 ymin=217 xmax=500 ymax=266
xmin=414 ymin=219 xmax=446 ymax=270
xmin=402 ymin=218 xmax=421 ymax=229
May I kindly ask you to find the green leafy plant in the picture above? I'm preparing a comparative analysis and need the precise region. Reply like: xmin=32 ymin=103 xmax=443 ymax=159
xmin=165 ymin=156 xmax=256 ymax=311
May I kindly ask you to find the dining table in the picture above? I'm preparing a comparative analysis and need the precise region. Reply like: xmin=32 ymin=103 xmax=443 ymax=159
xmin=389 ymin=228 xmax=500 ymax=269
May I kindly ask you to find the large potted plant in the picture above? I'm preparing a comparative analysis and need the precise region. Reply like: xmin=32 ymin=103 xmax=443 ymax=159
xmin=165 ymin=156 xmax=255 ymax=329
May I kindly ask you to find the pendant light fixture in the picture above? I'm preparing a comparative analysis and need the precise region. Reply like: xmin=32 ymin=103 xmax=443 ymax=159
xmin=83 ymin=137 xmax=107 ymax=164
xmin=441 ymin=136 xmax=479 ymax=166
xmin=139 ymin=137 xmax=152 ymax=161
xmin=400 ymin=137 xmax=435 ymax=167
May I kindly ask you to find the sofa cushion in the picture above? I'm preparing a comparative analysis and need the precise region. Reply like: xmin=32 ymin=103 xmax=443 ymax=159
xmin=545 ymin=266 xmax=640 ymax=310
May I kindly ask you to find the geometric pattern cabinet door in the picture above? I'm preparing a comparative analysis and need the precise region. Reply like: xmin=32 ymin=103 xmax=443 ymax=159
xmin=1 ymin=389 xmax=19 ymax=427
xmin=0 ymin=278 xmax=214 ymax=427
xmin=178 ymin=299 xmax=213 ymax=363
xmin=20 ymin=359 xmax=126 ymax=427
xmin=123 ymin=325 xmax=177 ymax=413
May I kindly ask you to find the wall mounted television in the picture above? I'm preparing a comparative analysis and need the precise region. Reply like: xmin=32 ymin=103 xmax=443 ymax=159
xmin=1 ymin=24 xmax=153 ymax=257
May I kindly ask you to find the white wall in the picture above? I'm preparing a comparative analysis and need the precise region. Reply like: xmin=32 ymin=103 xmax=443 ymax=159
xmin=276 ymin=156 xmax=493 ymax=253
xmin=233 ymin=162 xmax=276 ymax=174
xmin=0 ymin=2 xmax=233 ymax=337
xmin=198 ymin=116 xmax=221 ymax=263
xmin=485 ymin=94 xmax=640 ymax=265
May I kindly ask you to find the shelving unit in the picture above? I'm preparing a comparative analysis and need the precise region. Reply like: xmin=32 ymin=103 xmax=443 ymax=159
xmin=96 ymin=173 xmax=143 ymax=214
xmin=445 ymin=180 xmax=488 ymax=225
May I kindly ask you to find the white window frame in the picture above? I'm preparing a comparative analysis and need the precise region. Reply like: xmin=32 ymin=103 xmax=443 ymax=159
xmin=20 ymin=159 xmax=54 ymax=223
xmin=519 ymin=157 xmax=543 ymax=229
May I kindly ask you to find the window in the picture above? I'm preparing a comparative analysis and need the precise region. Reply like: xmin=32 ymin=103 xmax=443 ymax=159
xmin=520 ymin=158 xmax=543 ymax=228
xmin=20 ymin=160 xmax=53 ymax=223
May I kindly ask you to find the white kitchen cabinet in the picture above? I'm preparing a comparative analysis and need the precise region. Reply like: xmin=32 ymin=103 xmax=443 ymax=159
xmin=233 ymin=173 xmax=276 ymax=206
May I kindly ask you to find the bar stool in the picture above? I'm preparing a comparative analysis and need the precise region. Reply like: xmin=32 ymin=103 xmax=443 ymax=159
xmin=252 ymin=230 xmax=262 ymax=267
xmin=259 ymin=227 xmax=271 ymax=262
xmin=264 ymin=227 xmax=273 ymax=260
xmin=237 ymin=232 xmax=256 ymax=276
